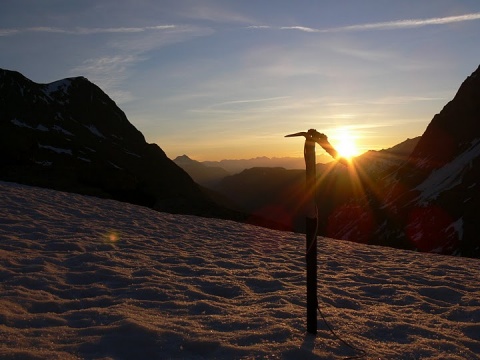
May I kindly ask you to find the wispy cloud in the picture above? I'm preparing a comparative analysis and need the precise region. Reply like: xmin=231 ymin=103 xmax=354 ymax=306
xmin=248 ymin=12 xmax=480 ymax=33
xmin=0 ymin=29 xmax=19 ymax=36
xmin=214 ymin=96 xmax=291 ymax=107
xmin=0 ymin=24 xmax=177 ymax=36
xmin=280 ymin=26 xmax=318 ymax=33
xmin=75 ymin=25 xmax=177 ymax=35
xmin=191 ymin=96 xmax=292 ymax=115
xmin=364 ymin=95 xmax=447 ymax=105
xmin=70 ymin=55 xmax=142 ymax=104
xmin=246 ymin=25 xmax=270 ymax=30
xmin=327 ymin=12 xmax=480 ymax=32
xmin=26 ymin=23 xmax=212 ymax=105
xmin=176 ymin=3 xmax=254 ymax=25
xmin=61 ymin=24 xmax=212 ymax=104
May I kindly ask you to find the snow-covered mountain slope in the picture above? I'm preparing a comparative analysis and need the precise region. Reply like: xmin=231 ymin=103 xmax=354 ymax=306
xmin=0 ymin=68 xmax=232 ymax=219
xmin=328 ymin=65 xmax=480 ymax=258
xmin=1 ymin=181 xmax=479 ymax=359
xmin=352 ymin=136 xmax=421 ymax=178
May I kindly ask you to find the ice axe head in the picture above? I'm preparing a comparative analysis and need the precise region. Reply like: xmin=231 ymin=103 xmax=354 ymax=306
xmin=285 ymin=129 xmax=327 ymax=143
xmin=285 ymin=129 xmax=346 ymax=165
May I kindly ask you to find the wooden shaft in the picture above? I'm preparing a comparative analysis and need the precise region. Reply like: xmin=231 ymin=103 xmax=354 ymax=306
xmin=304 ymin=139 xmax=317 ymax=335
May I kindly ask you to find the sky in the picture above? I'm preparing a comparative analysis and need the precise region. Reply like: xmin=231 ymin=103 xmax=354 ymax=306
xmin=1 ymin=1 xmax=480 ymax=161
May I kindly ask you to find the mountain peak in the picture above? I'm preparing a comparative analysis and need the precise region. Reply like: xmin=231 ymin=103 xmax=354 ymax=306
xmin=0 ymin=68 xmax=235 ymax=219
xmin=410 ymin=64 xmax=480 ymax=170
xmin=175 ymin=154 xmax=193 ymax=161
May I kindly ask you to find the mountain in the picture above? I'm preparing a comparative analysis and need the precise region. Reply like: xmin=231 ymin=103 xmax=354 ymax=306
xmin=353 ymin=137 xmax=420 ymax=178
xmin=215 ymin=167 xmax=306 ymax=231
xmin=202 ymin=155 xmax=331 ymax=174
xmin=2 ymin=180 xmax=480 ymax=359
xmin=329 ymin=65 xmax=480 ymax=258
xmin=173 ymin=154 xmax=230 ymax=187
xmin=0 ymin=68 xmax=235 ymax=219
xmin=212 ymin=139 xmax=420 ymax=234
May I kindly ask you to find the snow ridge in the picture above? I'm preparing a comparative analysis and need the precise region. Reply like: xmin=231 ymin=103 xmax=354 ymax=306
xmin=42 ymin=79 xmax=72 ymax=97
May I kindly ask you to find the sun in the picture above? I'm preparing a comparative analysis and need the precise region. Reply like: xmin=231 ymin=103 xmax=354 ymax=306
xmin=334 ymin=129 xmax=360 ymax=160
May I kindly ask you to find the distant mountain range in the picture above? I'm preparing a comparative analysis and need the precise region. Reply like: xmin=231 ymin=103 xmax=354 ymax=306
xmin=202 ymin=155 xmax=332 ymax=173
xmin=174 ymin=155 xmax=230 ymax=187
xmin=175 ymin=138 xmax=421 ymax=188
xmin=0 ymin=68 xmax=242 ymax=221
xmin=183 ymin=137 xmax=420 ymax=232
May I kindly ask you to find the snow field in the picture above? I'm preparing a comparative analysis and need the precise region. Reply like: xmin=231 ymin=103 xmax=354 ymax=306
xmin=0 ymin=181 xmax=479 ymax=359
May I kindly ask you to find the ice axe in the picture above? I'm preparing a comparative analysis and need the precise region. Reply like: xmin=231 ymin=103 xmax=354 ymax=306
xmin=285 ymin=129 xmax=346 ymax=335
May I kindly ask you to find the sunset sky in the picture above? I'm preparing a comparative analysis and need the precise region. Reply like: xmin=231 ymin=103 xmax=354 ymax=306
xmin=1 ymin=1 xmax=480 ymax=160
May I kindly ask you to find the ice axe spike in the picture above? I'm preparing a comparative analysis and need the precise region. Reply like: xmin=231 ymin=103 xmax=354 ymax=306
xmin=285 ymin=131 xmax=309 ymax=138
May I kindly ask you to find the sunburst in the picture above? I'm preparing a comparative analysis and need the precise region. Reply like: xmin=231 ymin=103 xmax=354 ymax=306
xmin=334 ymin=128 xmax=360 ymax=160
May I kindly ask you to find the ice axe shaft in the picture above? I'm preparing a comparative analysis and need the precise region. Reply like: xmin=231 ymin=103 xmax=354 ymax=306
xmin=285 ymin=129 xmax=345 ymax=335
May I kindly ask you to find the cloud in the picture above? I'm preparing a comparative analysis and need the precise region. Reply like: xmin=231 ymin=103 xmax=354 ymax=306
xmin=70 ymin=55 xmax=141 ymax=104
xmin=0 ymin=29 xmax=19 ymax=36
xmin=58 ymin=24 xmax=212 ymax=104
xmin=0 ymin=24 xmax=177 ymax=36
xmin=191 ymin=96 xmax=292 ymax=115
xmin=326 ymin=12 xmax=480 ymax=32
xmin=75 ymin=25 xmax=177 ymax=35
xmin=176 ymin=3 xmax=254 ymax=24
xmin=364 ymin=95 xmax=446 ymax=105
xmin=280 ymin=26 xmax=318 ymax=33
xmin=108 ymin=24 xmax=214 ymax=53
xmin=248 ymin=12 xmax=480 ymax=33
xmin=213 ymin=96 xmax=291 ymax=107
xmin=246 ymin=25 xmax=271 ymax=30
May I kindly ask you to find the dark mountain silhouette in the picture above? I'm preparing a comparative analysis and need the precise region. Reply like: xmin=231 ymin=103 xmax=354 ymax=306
xmin=353 ymin=137 xmax=420 ymax=177
xmin=202 ymin=155 xmax=331 ymax=174
xmin=173 ymin=155 xmax=230 ymax=187
xmin=0 ymin=68 xmax=240 ymax=219
xmin=215 ymin=167 xmax=306 ymax=231
xmin=212 ymin=139 xmax=420 ymax=234
xmin=328 ymin=65 xmax=480 ymax=258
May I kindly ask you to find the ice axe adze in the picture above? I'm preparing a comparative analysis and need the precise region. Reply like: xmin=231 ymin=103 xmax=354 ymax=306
xmin=285 ymin=129 xmax=346 ymax=335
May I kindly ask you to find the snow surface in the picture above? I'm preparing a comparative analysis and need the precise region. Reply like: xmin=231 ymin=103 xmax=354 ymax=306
xmin=85 ymin=125 xmax=105 ymax=138
xmin=415 ymin=139 xmax=480 ymax=203
xmin=0 ymin=181 xmax=479 ymax=360
xmin=38 ymin=144 xmax=73 ymax=156
xmin=11 ymin=119 xmax=48 ymax=132
xmin=53 ymin=125 xmax=74 ymax=137
xmin=42 ymin=79 xmax=72 ymax=97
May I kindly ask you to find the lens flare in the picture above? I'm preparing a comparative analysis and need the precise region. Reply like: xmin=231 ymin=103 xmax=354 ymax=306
xmin=104 ymin=231 xmax=120 ymax=243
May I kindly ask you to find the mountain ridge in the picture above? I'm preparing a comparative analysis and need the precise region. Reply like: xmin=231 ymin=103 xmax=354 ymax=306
xmin=0 ymin=68 xmax=238 ymax=220
xmin=330 ymin=64 xmax=480 ymax=257
xmin=175 ymin=139 xmax=421 ymax=189
xmin=201 ymin=155 xmax=329 ymax=173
